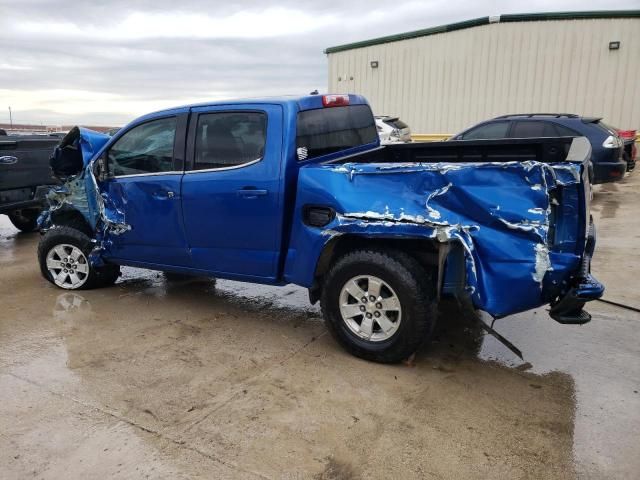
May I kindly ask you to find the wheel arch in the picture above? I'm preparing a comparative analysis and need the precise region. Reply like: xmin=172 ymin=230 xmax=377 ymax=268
xmin=48 ymin=206 xmax=94 ymax=237
xmin=309 ymin=234 xmax=459 ymax=304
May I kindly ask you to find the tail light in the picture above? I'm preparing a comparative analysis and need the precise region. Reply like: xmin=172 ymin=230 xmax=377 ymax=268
xmin=602 ymin=135 xmax=623 ymax=149
xmin=616 ymin=129 xmax=636 ymax=140
xmin=322 ymin=94 xmax=350 ymax=107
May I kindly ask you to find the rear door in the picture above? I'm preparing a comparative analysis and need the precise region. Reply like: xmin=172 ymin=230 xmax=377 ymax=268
xmin=181 ymin=104 xmax=284 ymax=280
xmin=101 ymin=114 xmax=191 ymax=266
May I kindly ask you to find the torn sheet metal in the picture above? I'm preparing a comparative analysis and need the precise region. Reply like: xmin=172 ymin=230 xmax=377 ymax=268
xmin=40 ymin=127 xmax=130 ymax=259
xmin=287 ymin=160 xmax=585 ymax=318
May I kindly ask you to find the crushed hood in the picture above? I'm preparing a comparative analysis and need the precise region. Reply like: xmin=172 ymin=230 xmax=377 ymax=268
xmin=40 ymin=126 xmax=130 ymax=250
xmin=50 ymin=127 xmax=111 ymax=177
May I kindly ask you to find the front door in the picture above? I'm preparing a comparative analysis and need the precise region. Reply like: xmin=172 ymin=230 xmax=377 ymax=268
xmin=181 ymin=105 xmax=284 ymax=280
xmin=101 ymin=114 xmax=191 ymax=267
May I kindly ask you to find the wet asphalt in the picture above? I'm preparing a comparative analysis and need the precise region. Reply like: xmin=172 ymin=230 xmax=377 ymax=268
xmin=1 ymin=171 xmax=639 ymax=479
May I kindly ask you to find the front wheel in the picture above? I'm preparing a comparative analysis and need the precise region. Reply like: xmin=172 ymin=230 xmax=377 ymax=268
xmin=38 ymin=226 xmax=120 ymax=290
xmin=321 ymin=249 xmax=437 ymax=363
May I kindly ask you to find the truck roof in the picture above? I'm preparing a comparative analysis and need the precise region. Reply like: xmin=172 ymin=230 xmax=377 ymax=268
xmin=133 ymin=94 xmax=370 ymax=124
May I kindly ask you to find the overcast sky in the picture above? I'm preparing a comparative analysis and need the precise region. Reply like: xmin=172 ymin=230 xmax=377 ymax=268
xmin=0 ymin=0 xmax=637 ymax=126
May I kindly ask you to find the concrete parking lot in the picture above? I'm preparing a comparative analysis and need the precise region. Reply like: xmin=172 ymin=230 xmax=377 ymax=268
xmin=1 ymin=172 xmax=639 ymax=479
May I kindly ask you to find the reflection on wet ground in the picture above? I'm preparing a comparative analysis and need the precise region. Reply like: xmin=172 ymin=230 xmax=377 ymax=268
xmin=591 ymin=181 xmax=620 ymax=219
xmin=1 ymin=171 xmax=640 ymax=479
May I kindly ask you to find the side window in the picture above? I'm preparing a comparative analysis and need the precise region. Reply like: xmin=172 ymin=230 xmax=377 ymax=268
xmin=551 ymin=124 xmax=578 ymax=137
xmin=462 ymin=122 xmax=510 ymax=140
xmin=194 ymin=112 xmax=266 ymax=170
xmin=511 ymin=121 xmax=560 ymax=138
xmin=108 ymin=117 xmax=176 ymax=176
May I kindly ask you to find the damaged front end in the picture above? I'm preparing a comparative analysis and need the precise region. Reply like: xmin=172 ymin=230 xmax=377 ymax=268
xmin=289 ymin=137 xmax=604 ymax=323
xmin=40 ymin=127 xmax=130 ymax=265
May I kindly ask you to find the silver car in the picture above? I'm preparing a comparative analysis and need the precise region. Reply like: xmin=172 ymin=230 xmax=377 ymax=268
xmin=375 ymin=116 xmax=412 ymax=144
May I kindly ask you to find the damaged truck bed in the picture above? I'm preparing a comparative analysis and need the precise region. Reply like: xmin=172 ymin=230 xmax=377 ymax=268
xmin=37 ymin=94 xmax=604 ymax=363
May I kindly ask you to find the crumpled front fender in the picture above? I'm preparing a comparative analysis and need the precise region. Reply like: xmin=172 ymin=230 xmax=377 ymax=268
xmin=39 ymin=127 xmax=130 ymax=263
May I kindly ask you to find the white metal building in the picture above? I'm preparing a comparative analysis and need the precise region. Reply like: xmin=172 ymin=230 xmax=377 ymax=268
xmin=325 ymin=11 xmax=640 ymax=136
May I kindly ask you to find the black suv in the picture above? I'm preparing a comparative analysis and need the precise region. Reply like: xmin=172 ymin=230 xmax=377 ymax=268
xmin=452 ymin=114 xmax=627 ymax=184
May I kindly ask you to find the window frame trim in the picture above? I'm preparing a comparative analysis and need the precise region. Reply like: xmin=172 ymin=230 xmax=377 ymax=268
xmin=106 ymin=114 xmax=185 ymax=179
xmin=185 ymin=109 xmax=268 ymax=173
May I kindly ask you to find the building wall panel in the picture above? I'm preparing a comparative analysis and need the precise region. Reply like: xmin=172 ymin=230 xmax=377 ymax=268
xmin=328 ymin=18 xmax=640 ymax=133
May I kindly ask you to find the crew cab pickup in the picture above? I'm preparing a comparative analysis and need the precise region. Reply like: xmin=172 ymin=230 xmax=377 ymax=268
xmin=37 ymin=94 xmax=604 ymax=363
xmin=1 ymin=135 xmax=60 ymax=231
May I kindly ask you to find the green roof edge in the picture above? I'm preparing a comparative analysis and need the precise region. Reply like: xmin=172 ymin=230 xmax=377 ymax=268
xmin=324 ymin=10 xmax=640 ymax=54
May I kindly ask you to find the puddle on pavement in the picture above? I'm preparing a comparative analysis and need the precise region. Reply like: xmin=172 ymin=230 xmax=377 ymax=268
xmin=591 ymin=188 xmax=621 ymax=220
xmin=40 ymin=274 xmax=579 ymax=479
xmin=3 ymin=213 xmax=635 ymax=478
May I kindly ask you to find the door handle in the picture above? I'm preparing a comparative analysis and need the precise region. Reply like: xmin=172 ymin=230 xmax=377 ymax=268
xmin=236 ymin=188 xmax=268 ymax=198
xmin=152 ymin=190 xmax=176 ymax=199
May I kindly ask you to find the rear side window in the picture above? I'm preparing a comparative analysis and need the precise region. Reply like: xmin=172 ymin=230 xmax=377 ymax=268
xmin=296 ymin=105 xmax=378 ymax=160
xmin=512 ymin=121 xmax=578 ymax=138
xmin=511 ymin=121 xmax=561 ymax=138
xmin=550 ymin=124 xmax=578 ymax=137
xmin=194 ymin=112 xmax=266 ymax=170
xmin=108 ymin=117 xmax=176 ymax=176
xmin=462 ymin=121 xmax=510 ymax=140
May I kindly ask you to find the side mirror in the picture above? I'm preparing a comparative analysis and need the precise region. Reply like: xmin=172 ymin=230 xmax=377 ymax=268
xmin=96 ymin=153 xmax=110 ymax=181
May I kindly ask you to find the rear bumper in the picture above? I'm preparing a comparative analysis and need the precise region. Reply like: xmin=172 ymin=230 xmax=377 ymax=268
xmin=592 ymin=159 xmax=627 ymax=184
xmin=549 ymin=220 xmax=604 ymax=324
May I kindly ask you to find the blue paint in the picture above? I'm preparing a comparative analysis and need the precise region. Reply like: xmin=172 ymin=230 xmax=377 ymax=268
xmin=285 ymin=160 xmax=593 ymax=317
xmin=77 ymin=127 xmax=110 ymax=166
xmin=41 ymin=94 xmax=603 ymax=321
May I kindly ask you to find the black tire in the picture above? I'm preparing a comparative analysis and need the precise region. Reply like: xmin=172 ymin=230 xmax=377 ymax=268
xmin=321 ymin=249 xmax=437 ymax=363
xmin=8 ymin=208 xmax=41 ymax=232
xmin=623 ymin=151 xmax=634 ymax=172
xmin=38 ymin=226 xmax=120 ymax=290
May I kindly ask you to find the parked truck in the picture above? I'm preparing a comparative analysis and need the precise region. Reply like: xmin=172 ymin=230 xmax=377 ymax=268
xmin=0 ymin=135 xmax=60 ymax=231
xmin=37 ymin=94 xmax=604 ymax=362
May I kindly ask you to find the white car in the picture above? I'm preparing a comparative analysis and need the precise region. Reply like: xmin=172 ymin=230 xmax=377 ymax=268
xmin=375 ymin=116 xmax=412 ymax=144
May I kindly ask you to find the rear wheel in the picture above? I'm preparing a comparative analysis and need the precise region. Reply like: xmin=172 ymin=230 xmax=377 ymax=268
xmin=623 ymin=151 xmax=634 ymax=172
xmin=321 ymin=249 xmax=437 ymax=363
xmin=8 ymin=208 xmax=41 ymax=232
xmin=38 ymin=227 xmax=120 ymax=290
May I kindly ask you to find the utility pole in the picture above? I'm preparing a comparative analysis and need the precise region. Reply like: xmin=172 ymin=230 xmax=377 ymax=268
xmin=8 ymin=106 xmax=12 ymax=128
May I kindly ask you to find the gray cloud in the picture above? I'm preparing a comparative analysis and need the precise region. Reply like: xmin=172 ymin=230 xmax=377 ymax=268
xmin=1 ymin=0 xmax=637 ymax=125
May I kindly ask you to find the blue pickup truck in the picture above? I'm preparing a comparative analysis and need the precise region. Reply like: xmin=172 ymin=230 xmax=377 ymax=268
xmin=37 ymin=94 xmax=603 ymax=362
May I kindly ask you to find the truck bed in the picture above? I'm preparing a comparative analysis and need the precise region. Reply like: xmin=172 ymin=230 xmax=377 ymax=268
xmin=331 ymin=137 xmax=578 ymax=165
xmin=291 ymin=136 xmax=592 ymax=318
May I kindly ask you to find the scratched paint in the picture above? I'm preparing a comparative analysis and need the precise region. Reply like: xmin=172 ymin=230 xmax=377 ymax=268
xmin=40 ymin=129 xmax=589 ymax=319
xmin=287 ymin=160 xmax=586 ymax=317
xmin=39 ymin=128 xmax=130 ymax=263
